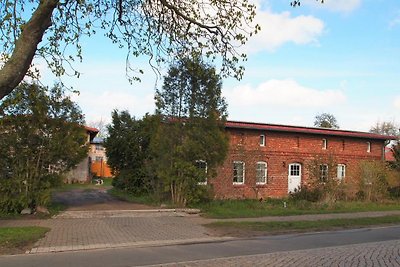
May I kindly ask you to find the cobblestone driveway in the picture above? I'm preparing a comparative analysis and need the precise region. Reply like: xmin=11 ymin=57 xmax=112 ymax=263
xmin=145 ymin=239 xmax=400 ymax=267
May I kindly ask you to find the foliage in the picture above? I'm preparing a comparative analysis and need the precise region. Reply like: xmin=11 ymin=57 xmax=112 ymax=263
xmin=108 ymin=188 xmax=162 ymax=207
xmin=0 ymin=83 xmax=87 ymax=213
xmin=313 ymin=113 xmax=339 ymax=129
xmin=300 ymin=155 xmax=347 ymax=203
xmin=0 ymin=0 xmax=259 ymax=99
xmin=153 ymin=56 xmax=228 ymax=206
xmin=104 ymin=111 xmax=158 ymax=195
xmin=369 ymin=121 xmax=400 ymax=137
xmin=370 ymin=121 xmax=400 ymax=146
xmin=356 ymin=161 xmax=391 ymax=201
xmin=389 ymin=143 xmax=400 ymax=171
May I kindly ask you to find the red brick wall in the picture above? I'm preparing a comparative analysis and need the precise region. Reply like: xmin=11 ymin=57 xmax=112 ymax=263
xmin=210 ymin=129 xmax=385 ymax=199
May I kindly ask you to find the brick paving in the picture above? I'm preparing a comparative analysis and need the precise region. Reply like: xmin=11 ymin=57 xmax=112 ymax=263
xmin=144 ymin=239 xmax=400 ymax=267
xmin=0 ymin=204 xmax=399 ymax=255
xmin=0 ymin=211 xmax=227 ymax=254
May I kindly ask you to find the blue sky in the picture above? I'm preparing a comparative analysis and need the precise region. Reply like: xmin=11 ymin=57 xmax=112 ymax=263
xmin=39 ymin=0 xmax=400 ymax=131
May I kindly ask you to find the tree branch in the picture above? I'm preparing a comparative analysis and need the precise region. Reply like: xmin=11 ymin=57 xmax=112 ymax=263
xmin=0 ymin=0 xmax=59 ymax=100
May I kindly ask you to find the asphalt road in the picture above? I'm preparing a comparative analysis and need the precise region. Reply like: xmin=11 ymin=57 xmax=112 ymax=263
xmin=1 ymin=225 xmax=400 ymax=267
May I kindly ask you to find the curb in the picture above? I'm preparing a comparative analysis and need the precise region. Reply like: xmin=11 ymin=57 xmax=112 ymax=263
xmin=26 ymin=237 xmax=233 ymax=254
xmin=54 ymin=209 xmax=201 ymax=219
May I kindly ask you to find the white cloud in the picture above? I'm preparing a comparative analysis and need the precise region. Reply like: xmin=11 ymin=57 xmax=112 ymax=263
xmin=244 ymin=9 xmax=324 ymax=53
xmin=302 ymin=0 xmax=361 ymax=13
xmin=71 ymin=90 xmax=155 ymax=123
xmin=223 ymin=79 xmax=346 ymax=108
xmin=389 ymin=10 xmax=400 ymax=28
xmin=394 ymin=95 xmax=400 ymax=109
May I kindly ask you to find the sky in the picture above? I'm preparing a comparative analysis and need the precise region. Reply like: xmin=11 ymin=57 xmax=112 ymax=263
xmin=39 ymin=0 xmax=400 ymax=132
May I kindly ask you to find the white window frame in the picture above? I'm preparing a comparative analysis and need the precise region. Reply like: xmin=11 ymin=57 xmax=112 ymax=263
xmin=259 ymin=135 xmax=265 ymax=147
xmin=196 ymin=160 xmax=208 ymax=185
xmin=337 ymin=164 xmax=346 ymax=180
xmin=233 ymin=161 xmax=245 ymax=185
xmin=367 ymin=142 xmax=371 ymax=153
xmin=289 ymin=163 xmax=301 ymax=177
xmin=256 ymin=162 xmax=267 ymax=185
xmin=322 ymin=139 xmax=327 ymax=150
xmin=320 ymin=164 xmax=328 ymax=182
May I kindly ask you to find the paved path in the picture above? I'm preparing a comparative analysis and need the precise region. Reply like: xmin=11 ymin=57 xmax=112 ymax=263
xmin=0 ymin=210 xmax=226 ymax=253
xmin=52 ymin=188 xmax=155 ymax=211
xmin=144 ymin=239 xmax=400 ymax=267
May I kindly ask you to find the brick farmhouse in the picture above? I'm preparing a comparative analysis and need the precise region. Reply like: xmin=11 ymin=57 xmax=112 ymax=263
xmin=209 ymin=120 xmax=396 ymax=199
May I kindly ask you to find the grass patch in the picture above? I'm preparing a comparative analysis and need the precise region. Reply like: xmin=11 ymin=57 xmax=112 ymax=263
xmin=52 ymin=178 xmax=113 ymax=192
xmin=0 ymin=226 xmax=49 ymax=254
xmin=198 ymin=199 xmax=400 ymax=219
xmin=207 ymin=215 xmax=400 ymax=234
xmin=108 ymin=188 xmax=163 ymax=206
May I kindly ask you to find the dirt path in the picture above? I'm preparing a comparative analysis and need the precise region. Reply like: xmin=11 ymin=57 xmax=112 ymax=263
xmin=52 ymin=188 xmax=156 ymax=211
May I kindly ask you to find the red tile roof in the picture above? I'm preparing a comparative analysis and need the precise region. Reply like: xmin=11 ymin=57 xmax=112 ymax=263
xmin=225 ymin=120 xmax=397 ymax=140
xmin=84 ymin=126 xmax=99 ymax=133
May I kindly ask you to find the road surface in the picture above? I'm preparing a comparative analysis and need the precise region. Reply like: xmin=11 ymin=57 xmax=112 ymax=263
xmin=1 ymin=224 xmax=400 ymax=267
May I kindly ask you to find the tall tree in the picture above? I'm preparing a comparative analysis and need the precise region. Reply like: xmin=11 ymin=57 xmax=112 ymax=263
xmin=104 ymin=111 xmax=157 ymax=194
xmin=370 ymin=121 xmax=400 ymax=137
xmin=0 ymin=83 xmax=88 ymax=213
xmin=154 ymin=56 xmax=228 ymax=206
xmin=0 ymin=0 xmax=259 ymax=100
xmin=314 ymin=113 xmax=340 ymax=129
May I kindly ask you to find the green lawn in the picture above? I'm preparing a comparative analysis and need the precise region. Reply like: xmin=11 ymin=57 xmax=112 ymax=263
xmin=207 ymin=215 xmax=400 ymax=234
xmin=108 ymin=188 xmax=163 ymax=206
xmin=198 ymin=199 xmax=400 ymax=218
xmin=53 ymin=177 xmax=113 ymax=192
xmin=0 ymin=227 xmax=49 ymax=253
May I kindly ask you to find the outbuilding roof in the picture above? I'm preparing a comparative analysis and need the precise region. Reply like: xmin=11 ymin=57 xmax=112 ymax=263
xmin=225 ymin=120 xmax=397 ymax=141
xmin=84 ymin=126 xmax=99 ymax=141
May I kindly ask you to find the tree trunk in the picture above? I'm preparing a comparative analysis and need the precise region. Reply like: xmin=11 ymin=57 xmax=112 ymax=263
xmin=0 ymin=0 xmax=59 ymax=100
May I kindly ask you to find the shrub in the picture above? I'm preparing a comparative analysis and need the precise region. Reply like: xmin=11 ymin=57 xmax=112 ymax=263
xmin=357 ymin=161 xmax=390 ymax=201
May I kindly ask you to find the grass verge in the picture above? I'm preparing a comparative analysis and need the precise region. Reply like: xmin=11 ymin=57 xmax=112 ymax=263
xmin=0 ymin=226 xmax=49 ymax=254
xmin=206 ymin=215 xmax=400 ymax=236
xmin=52 ymin=178 xmax=113 ymax=192
xmin=198 ymin=199 xmax=400 ymax=219
xmin=108 ymin=188 xmax=162 ymax=206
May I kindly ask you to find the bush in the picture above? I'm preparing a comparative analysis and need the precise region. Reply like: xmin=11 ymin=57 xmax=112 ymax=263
xmin=289 ymin=185 xmax=324 ymax=202
xmin=388 ymin=186 xmax=400 ymax=199
xmin=357 ymin=161 xmax=391 ymax=201
xmin=112 ymin=169 xmax=152 ymax=195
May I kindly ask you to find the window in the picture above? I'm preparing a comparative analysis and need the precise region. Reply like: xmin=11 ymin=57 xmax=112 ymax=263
xmin=256 ymin=162 xmax=267 ymax=184
xmin=367 ymin=142 xmax=371 ymax=153
xmin=259 ymin=135 xmax=265 ymax=146
xmin=95 ymin=156 xmax=103 ymax=162
xmin=95 ymin=144 xmax=103 ymax=151
xmin=196 ymin=160 xmax=208 ymax=185
xmin=322 ymin=139 xmax=327 ymax=150
xmin=233 ymin=161 xmax=245 ymax=184
xmin=320 ymin=164 xmax=328 ymax=182
xmin=337 ymin=164 xmax=346 ymax=180
xmin=290 ymin=163 xmax=301 ymax=176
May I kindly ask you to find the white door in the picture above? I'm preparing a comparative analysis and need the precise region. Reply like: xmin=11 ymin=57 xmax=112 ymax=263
xmin=288 ymin=163 xmax=301 ymax=193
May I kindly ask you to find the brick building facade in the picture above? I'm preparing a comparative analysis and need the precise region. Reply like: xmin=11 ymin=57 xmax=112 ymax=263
xmin=210 ymin=121 xmax=395 ymax=199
